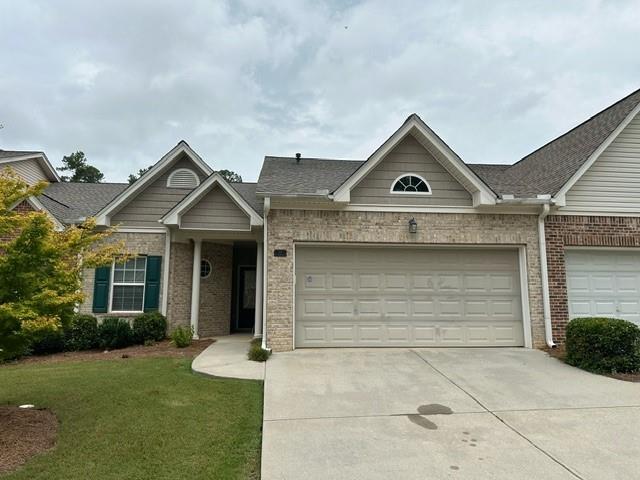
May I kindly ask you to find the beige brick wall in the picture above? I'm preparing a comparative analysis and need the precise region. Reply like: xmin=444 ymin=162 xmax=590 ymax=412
xmin=266 ymin=209 xmax=545 ymax=352
xmin=198 ymin=243 xmax=233 ymax=337
xmin=166 ymin=240 xmax=233 ymax=337
xmin=166 ymin=241 xmax=192 ymax=330
xmin=79 ymin=232 xmax=166 ymax=319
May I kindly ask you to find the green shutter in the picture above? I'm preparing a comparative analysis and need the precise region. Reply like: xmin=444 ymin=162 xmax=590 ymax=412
xmin=92 ymin=266 xmax=111 ymax=313
xmin=144 ymin=256 xmax=162 ymax=312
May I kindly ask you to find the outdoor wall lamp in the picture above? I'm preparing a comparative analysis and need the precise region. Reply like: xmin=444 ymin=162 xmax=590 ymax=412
xmin=408 ymin=217 xmax=418 ymax=234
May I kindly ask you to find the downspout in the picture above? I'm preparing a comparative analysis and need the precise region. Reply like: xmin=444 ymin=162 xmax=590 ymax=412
xmin=261 ymin=197 xmax=270 ymax=351
xmin=538 ymin=203 xmax=555 ymax=348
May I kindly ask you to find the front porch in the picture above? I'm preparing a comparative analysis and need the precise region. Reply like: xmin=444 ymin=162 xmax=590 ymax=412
xmin=166 ymin=231 xmax=264 ymax=340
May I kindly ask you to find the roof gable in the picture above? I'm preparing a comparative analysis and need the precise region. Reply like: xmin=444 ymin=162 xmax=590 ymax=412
xmin=0 ymin=150 xmax=60 ymax=182
xmin=349 ymin=134 xmax=473 ymax=206
xmin=95 ymin=141 xmax=212 ymax=225
xmin=161 ymin=173 xmax=263 ymax=229
xmin=332 ymin=114 xmax=496 ymax=206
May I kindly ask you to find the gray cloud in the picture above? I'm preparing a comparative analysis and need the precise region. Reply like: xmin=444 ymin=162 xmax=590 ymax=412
xmin=1 ymin=0 xmax=639 ymax=182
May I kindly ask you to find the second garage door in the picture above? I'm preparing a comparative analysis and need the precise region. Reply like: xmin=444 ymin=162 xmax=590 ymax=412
xmin=295 ymin=245 xmax=524 ymax=347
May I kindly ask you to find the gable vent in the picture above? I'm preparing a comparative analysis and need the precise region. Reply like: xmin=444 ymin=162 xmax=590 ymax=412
xmin=167 ymin=168 xmax=200 ymax=189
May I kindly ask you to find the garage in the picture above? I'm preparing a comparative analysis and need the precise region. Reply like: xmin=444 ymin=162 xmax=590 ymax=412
xmin=565 ymin=249 xmax=640 ymax=325
xmin=294 ymin=245 xmax=525 ymax=347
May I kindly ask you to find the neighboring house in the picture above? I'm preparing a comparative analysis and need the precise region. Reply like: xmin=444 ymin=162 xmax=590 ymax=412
xmin=4 ymin=88 xmax=640 ymax=352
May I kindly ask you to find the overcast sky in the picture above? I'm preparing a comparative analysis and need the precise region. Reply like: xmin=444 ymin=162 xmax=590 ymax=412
xmin=1 ymin=0 xmax=639 ymax=183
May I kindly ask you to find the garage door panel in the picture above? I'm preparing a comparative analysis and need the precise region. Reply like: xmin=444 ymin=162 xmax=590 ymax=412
xmin=566 ymin=250 xmax=640 ymax=326
xmin=296 ymin=246 xmax=524 ymax=347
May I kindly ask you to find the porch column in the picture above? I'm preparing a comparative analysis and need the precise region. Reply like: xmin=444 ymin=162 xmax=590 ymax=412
xmin=190 ymin=238 xmax=202 ymax=339
xmin=254 ymin=241 xmax=264 ymax=337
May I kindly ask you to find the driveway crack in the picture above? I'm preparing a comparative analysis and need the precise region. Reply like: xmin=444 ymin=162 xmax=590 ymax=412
xmin=410 ymin=349 xmax=585 ymax=480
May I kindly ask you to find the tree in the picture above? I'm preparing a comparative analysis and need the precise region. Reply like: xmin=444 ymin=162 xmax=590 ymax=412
xmin=57 ymin=151 xmax=104 ymax=183
xmin=0 ymin=170 xmax=122 ymax=359
xmin=128 ymin=165 xmax=153 ymax=184
xmin=216 ymin=169 xmax=242 ymax=183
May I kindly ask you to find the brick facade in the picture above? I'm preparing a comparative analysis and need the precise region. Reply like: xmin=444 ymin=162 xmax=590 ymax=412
xmin=266 ymin=209 xmax=545 ymax=352
xmin=545 ymin=215 xmax=640 ymax=342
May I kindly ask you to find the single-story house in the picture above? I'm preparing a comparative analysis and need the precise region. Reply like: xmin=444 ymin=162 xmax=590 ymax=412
xmin=4 ymin=87 xmax=640 ymax=352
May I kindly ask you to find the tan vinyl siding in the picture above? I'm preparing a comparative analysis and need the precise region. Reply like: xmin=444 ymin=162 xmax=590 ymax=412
xmin=111 ymin=155 xmax=205 ymax=227
xmin=181 ymin=185 xmax=250 ymax=230
xmin=350 ymin=134 xmax=472 ymax=206
xmin=2 ymin=159 xmax=49 ymax=185
xmin=565 ymin=113 xmax=640 ymax=214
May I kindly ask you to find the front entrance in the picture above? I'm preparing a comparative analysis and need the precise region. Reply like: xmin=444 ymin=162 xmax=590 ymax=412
xmin=237 ymin=266 xmax=256 ymax=330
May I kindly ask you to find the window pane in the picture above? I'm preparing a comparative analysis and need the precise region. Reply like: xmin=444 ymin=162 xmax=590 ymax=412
xmin=125 ymin=258 xmax=137 ymax=269
xmin=135 ymin=257 xmax=146 ymax=269
xmin=111 ymin=285 xmax=144 ymax=311
xmin=124 ymin=270 xmax=135 ymax=282
xmin=134 ymin=270 xmax=145 ymax=282
xmin=113 ymin=270 xmax=124 ymax=282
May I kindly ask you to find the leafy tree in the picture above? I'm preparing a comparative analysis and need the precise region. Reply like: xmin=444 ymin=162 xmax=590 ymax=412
xmin=57 ymin=151 xmax=104 ymax=183
xmin=128 ymin=165 xmax=153 ymax=184
xmin=216 ymin=169 xmax=242 ymax=183
xmin=0 ymin=170 xmax=122 ymax=359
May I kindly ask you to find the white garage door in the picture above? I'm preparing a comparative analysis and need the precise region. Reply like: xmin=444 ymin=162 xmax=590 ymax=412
xmin=565 ymin=250 xmax=640 ymax=325
xmin=295 ymin=246 xmax=524 ymax=347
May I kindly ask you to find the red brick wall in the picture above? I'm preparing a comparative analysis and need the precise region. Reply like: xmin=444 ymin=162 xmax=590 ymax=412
xmin=545 ymin=215 xmax=640 ymax=342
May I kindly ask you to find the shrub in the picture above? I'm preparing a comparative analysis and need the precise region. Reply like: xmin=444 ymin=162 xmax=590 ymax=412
xmin=21 ymin=316 xmax=65 ymax=355
xmin=247 ymin=341 xmax=270 ymax=362
xmin=64 ymin=314 xmax=99 ymax=351
xmin=565 ymin=317 xmax=640 ymax=374
xmin=98 ymin=317 xmax=134 ymax=350
xmin=170 ymin=326 xmax=193 ymax=348
xmin=132 ymin=312 xmax=167 ymax=344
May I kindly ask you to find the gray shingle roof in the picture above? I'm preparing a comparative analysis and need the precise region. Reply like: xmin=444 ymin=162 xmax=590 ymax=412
xmin=229 ymin=182 xmax=264 ymax=213
xmin=257 ymin=156 xmax=364 ymax=195
xmin=40 ymin=182 xmax=128 ymax=224
xmin=500 ymin=88 xmax=640 ymax=196
xmin=0 ymin=149 xmax=42 ymax=160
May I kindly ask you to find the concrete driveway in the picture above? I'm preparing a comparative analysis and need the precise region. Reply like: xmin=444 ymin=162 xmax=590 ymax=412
xmin=261 ymin=348 xmax=640 ymax=480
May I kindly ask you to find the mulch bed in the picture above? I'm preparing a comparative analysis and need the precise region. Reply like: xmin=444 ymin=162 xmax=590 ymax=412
xmin=0 ymin=406 xmax=58 ymax=474
xmin=545 ymin=345 xmax=640 ymax=382
xmin=3 ymin=339 xmax=214 ymax=366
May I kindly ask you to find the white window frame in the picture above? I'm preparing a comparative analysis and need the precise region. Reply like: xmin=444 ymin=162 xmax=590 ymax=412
xmin=166 ymin=168 xmax=201 ymax=189
xmin=390 ymin=173 xmax=432 ymax=195
xmin=109 ymin=256 xmax=147 ymax=314
xmin=200 ymin=258 xmax=212 ymax=279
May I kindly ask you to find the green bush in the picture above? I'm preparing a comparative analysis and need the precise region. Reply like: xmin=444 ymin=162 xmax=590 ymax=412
xmin=64 ymin=314 xmax=99 ymax=351
xmin=247 ymin=341 xmax=270 ymax=362
xmin=170 ymin=326 xmax=193 ymax=348
xmin=565 ymin=317 xmax=640 ymax=374
xmin=21 ymin=316 xmax=65 ymax=355
xmin=132 ymin=312 xmax=167 ymax=344
xmin=98 ymin=318 xmax=134 ymax=350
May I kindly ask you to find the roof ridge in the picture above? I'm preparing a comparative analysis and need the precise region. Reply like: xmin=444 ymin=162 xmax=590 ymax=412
xmin=510 ymin=86 xmax=640 ymax=168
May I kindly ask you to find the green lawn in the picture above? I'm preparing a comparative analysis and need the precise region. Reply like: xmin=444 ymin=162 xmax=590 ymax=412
xmin=0 ymin=357 xmax=263 ymax=479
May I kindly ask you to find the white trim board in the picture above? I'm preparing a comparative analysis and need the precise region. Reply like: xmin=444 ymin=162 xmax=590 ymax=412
xmin=95 ymin=141 xmax=213 ymax=226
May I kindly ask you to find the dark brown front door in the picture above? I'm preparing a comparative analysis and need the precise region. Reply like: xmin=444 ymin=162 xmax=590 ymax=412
xmin=237 ymin=266 xmax=256 ymax=330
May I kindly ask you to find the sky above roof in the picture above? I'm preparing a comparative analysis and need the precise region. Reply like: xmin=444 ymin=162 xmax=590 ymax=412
xmin=1 ymin=0 xmax=639 ymax=183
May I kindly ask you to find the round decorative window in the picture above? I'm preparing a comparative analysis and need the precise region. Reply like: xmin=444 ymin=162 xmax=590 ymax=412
xmin=200 ymin=259 xmax=212 ymax=278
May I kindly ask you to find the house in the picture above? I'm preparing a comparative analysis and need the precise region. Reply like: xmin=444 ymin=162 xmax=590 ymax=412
xmin=5 ymin=87 xmax=640 ymax=352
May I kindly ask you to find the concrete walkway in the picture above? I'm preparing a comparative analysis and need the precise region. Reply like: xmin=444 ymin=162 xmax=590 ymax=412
xmin=262 ymin=348 xmax=640 ymax=480
xmin=191 ymin=334 xmax=264 ymax=381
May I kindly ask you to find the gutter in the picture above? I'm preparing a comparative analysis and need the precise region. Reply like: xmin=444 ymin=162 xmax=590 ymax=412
xmin=538 ymin=203 xmax=555 ymax=348
xmin=261 ymin=197 xmax=270 ymax=351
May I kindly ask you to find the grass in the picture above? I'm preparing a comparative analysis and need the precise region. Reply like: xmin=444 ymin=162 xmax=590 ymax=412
xmin=0 ymin=357 xmax=263 ymax=479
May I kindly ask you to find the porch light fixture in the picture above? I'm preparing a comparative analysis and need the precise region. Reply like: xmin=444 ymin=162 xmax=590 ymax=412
xmin=408 ymin=217 xmax=418 ymax=234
